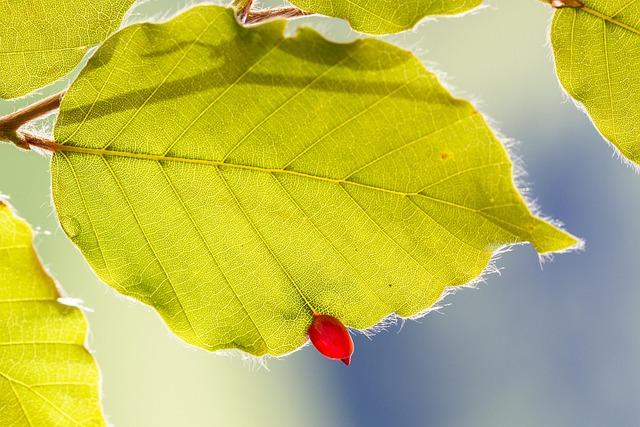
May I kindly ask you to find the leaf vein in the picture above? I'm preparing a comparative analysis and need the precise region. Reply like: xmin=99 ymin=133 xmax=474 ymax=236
xmin=0 ymin=372 xmax=80 ymax=426
xmin=281 ymin=75 xmax=424 ymax=169
xmin=406 ymin=196 xmax=484 ymax=252
xmin=100 ymin=16 xmax=222 ymax=151
xmin=100 ymin=156 xmax=204 ymax=346
xmin=60 ymin=153 xmax=114 ymax=284
xmin=53 ymin=146 xmax=530 ymax=240
xmin=62 ymin=26 xmax=145 ymax=145
xmin=579 ymin=5 xmax=640 ymax=36
xmin=417 ymin=161 xmax=509 ymax=193
xmin=166 ymin=37 xmax=288 ymax=158
xmin=216 ymin=168 xmax=317 ymax=315
xmin=6 ymin=377 xmax=33 ymax=427
xmin=271 ymin=173 xmax=388 ymax=312
xmin=157 ymin=162 xmax=270 ymax=352
xmin=221 ymin=45 xmax=355 ymax=161
xmin=343 ymin=112 xmax=480 ymax=180
xmin=338 ymin=183 xmax=433 ymax=276
xmin=602 ymin=19 xmax=618 ymax=145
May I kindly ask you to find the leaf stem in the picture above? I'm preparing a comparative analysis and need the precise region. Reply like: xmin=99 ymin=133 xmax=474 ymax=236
xmin=244 ymin=7 xmax=311 ymax=24
xmin=0 ymin=91 xmax=65 ymax=133
xmin=231 ymin=0 xmax=310 ymax=23
xmin=0 ymin=130 xmax=56 ymax=152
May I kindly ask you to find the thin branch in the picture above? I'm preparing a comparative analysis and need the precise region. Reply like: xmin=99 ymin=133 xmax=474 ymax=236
xmin=1 ymin=130 xmax=58 ymax=152
xmin=542 ymin=0 xmax=584 ymax=8
xmin=244 ymin=7 xmax=311 ymax=24
xmin=0 ymin=91 xmax=65 ymax=133
xmin=234 ymin=0 xmax=254 ymax=23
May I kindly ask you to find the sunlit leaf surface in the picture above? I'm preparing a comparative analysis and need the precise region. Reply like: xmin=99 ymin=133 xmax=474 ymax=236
xmin=0 ymin=201 xmax=104 ymax=426
xmin=551 ymin=0 xmax=640 ymax=165
xmin=0 ymin=0 xmax=135 ymax=98
xmin=288 ymin=0 xmax=482 ymax=34
xmin=52 ymin=6 xmax=577 ymax=356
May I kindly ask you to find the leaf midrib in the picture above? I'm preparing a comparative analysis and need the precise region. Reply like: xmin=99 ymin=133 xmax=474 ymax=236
xmin=0 ymin=371 xmax=81 ymax=426
xmin=579 ymin=5 xmax=640 ymax=36
xmin=48 ymin=141 xmax=533 ymax=249
xmin=50 ymin=142 xmax=504 ymax=209
xmin=0 ymin=45 xmax=90 ymax=55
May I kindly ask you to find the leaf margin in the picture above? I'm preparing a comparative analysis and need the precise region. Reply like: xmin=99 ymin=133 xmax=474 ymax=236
xmin=50 ymin=5 xmax=581 ymax=357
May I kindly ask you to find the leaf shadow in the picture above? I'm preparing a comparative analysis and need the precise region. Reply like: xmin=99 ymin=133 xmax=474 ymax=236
xmin=61 ymin=28 xmax=455 ymax=127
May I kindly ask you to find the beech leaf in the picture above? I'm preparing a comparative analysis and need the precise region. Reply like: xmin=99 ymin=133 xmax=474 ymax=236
xmin=551 ymin=0 xmax=640 ymax=165
xmin=52 ymin=6 xmax=577 ymax=356
xmin=288 ymin=0 xmax=482 ymax=34
xmin=0 ymin=0 xmax=135 ymax=98
xmin=0 ymin=201 xmax=105 ymax=426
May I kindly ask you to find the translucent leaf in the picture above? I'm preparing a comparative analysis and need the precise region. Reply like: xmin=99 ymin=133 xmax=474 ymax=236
xmin=52 ymin=6 xmax=577 ymax=356
xmin=288 ymin=0 xmax=482 ymax=34
xmin=0 ymin=0 xmax=135 ymax=98
xmin=0 ymin=201 xmax=105 ymax=426
xmin=551 ymin=0 xmax=640 ymax=165
xmin=232 ymin=0 xmax=251 ymax=11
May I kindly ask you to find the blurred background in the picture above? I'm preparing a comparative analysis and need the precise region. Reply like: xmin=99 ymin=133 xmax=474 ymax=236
xmin=2 ymin=0 xmax=640 ymax=425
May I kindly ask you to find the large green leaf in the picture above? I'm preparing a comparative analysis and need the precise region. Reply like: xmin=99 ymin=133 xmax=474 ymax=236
xmin=51 ymin=5 xmax=577 ymax=356
xmin=288 ymin=0 xmax=482 ymax=34
xmin=551 ymin=0 xmax=640 ymax=165
xmin=0 ymin=0 xmax=135 ymax=99
xmin=0 ymin=201 xmax=104 ymax=426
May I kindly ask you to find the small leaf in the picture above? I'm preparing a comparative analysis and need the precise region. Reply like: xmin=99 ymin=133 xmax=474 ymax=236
xmin=551 ymin=1 xmax=640 ymax=165
xmin=0 ymin=201 xmax=105 ymax=426
xmin=52 ymin=6 xmax=577 ymax=356
xmin=0 ymin=0 xmax=135 ymax=98
xmin=288 ymin=0 xmax=482 ymax=34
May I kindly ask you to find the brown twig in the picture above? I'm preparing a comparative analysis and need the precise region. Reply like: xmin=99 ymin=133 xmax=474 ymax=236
xmin=244 ymin=7 xmax=310 ymax=24
xmin=0 ymin=91 xmax=65 ymax=150
xmin=237 ymin=0 xmax=254 ymax=23
xmin=0 ymin=91 xmax=65 ymax=133
xmin=0 ymin=130 xmax=58 ymax=151
xmin=544 ymin=0 xmax=584 ymax=8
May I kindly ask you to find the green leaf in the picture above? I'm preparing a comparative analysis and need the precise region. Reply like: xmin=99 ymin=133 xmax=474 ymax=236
xmin=52 ymin=5 xmax=577 ymax=356
xmin=0 ymin=0 xmax=135 ymax=99
xmin=0 ymin=201 xmax=105 ymax=426
xmin=551 ymin=1 xmax=640 ymax=165
xmin=288 ymin=0 xmax=482 ymax=34
xmin=232 ymin=0 xmax=251 ymax=12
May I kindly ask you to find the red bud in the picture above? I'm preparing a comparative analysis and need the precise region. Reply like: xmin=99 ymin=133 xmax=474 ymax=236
xmin=308 ymin=314 xmax=354 ymax=366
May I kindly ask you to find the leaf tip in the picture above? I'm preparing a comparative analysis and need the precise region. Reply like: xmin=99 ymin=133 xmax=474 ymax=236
xmin=528 ymin=218 xmax=582 ymax=255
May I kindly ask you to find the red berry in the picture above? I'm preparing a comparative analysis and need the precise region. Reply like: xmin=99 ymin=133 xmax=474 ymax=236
xmin=308 ymin=314 xmax=354 ymax=366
